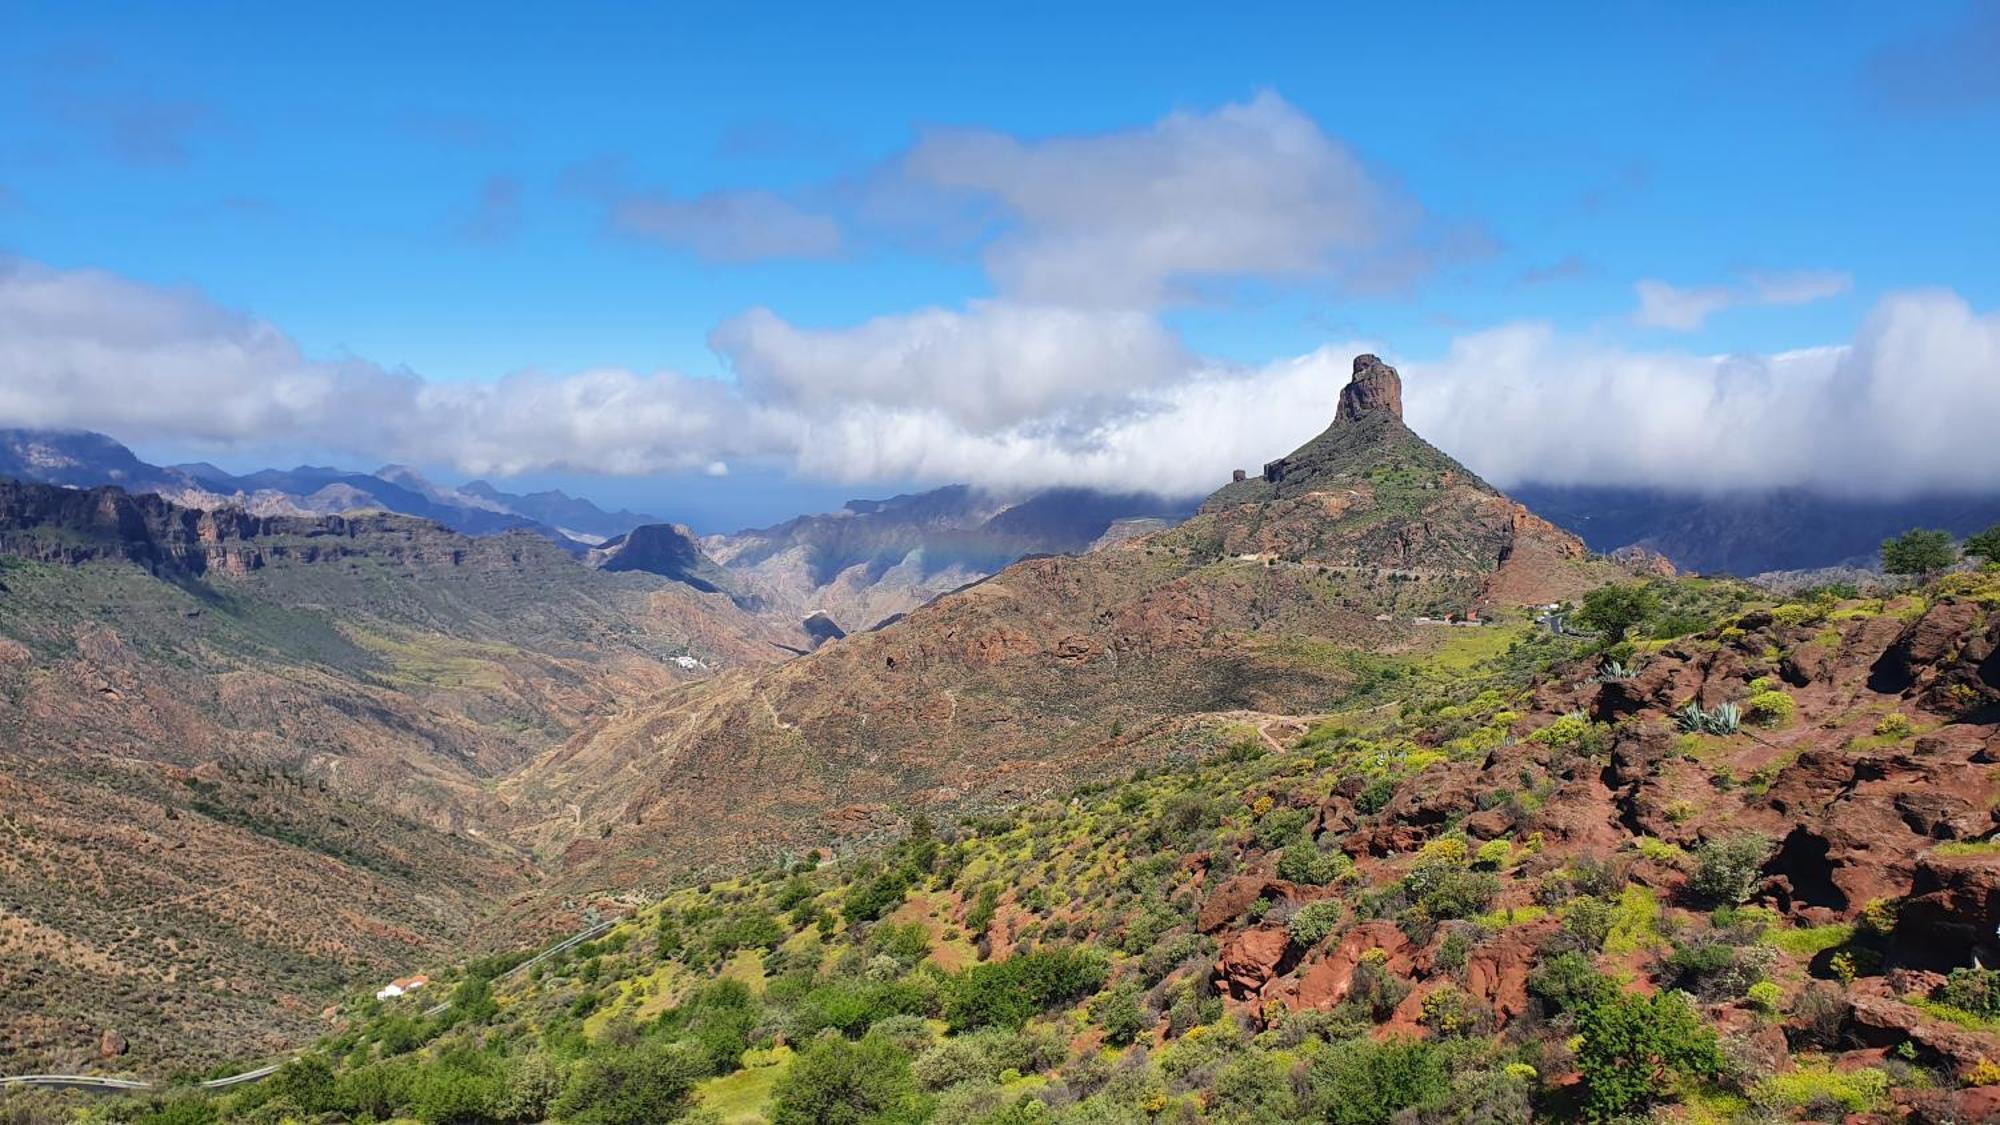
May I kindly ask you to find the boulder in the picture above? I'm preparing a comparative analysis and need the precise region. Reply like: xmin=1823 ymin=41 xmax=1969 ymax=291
xmin=98 ymin=1029 xmax=128 ymax=1058
xmin=1213 ymin=927 xmax=1294 ymax=1001
xmin=1846 ymin=993 xmax=1996 ymax=1075
xmin=1462 ymin=929 xmax=1540 ymax=1025
xmin=1893 ymin=854 xmax=2000 ymax=970
xmin=1197 ymin=876 xmax=1303 ymax=933
xmin=1907 ymin=1084 xmax=2000 ymax=1125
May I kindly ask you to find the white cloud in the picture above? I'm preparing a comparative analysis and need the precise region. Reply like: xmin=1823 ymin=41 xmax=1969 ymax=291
xmin=1634 ymin=269 xmax=1852 ymax=330
xmin=1414 ymin=289 xmax=2000 ymax=497
xmin=1633 ymin=280 xmax=1736 ymax=331
xmin=0 ymin=256 xmax=762 ymax=476
xmin=899 ymin=91 xmax=1423 ymax=306
xmin=5 ymin=256 xmax=1997 ymax=500
xmin=709 ymin=301 xmax=1190 ymax=431
xmin=609 ymin=188 xmax=840 ymax=262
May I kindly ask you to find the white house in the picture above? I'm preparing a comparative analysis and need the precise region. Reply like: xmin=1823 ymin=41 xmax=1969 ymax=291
xmin=375 ymin=974 xmax=429 ymax=1001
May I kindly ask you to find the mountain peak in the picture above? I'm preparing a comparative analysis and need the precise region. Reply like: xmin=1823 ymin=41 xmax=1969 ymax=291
xmin=1335 ymin=353 xmax=1402 ymax=423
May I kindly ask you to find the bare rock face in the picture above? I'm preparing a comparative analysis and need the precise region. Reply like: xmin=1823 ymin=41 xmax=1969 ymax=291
xmin=1335 ymin=354 xmax=1404 ymax=424
xmin=1213 ymin=927 xmax=1294 ymax=1001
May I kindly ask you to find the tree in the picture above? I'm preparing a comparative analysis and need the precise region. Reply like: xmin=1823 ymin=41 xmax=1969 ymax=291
xmin=1882 ymin=528 xmax=1956 ymax=577
xmin=1575 ymin=989 xmax=1724 ymax=1120
xmin=1306 ymin=1037 xmax=1449 ymax=1125
xmin=552 ymin=1039 xmax=707 ymax=1125
xmin=1964 ymin=524 xmax=2000 ymax=564
xmin=771 ymin=1033 xmax=924 ymax=1125
xmin=1092 ymin=981 xmax=1148 ymax=1046
xmin=1575 ymin=584 xmax=1660 ymax=642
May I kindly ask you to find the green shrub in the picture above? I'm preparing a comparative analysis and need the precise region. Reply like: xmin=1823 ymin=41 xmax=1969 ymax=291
xmin=1279 ymin=841 xmax=1355 ymax=886
xmin=1941 ymin=967 xmax=2000 ymax=1018
xmin=1287 ymin=900 xmax=1345 ymax=948
xmin=1403 ymin=866 xmax=1500 ymax=921
xmin=1356 ymin=776 xmax=1398 ymax=815
xmin=1689 ymin=834 xmax=1771 ymax=906
xmin=1092 ymin=981 xmax=1148 ymax=1046
xmin=772 ymin=1033 xmax=923 ymax=1125
xmin=1306 ymin=1037 xmax=1449 ymax=1125
xmin=842 ymin=869 xmax=911 ymax=925
xmin=552 ymin=1039 xmax=707 ymax=1125
xmin=943 ymin=946 xmax=1108 ymax=1031
xmin=1528 ymin=952 xmax=1614 ymax=1016
xmin=1576 ymin=988 xmax=1724 ymax=1120
xmin=1742 ymin=690 xmax=1796 ymax=728
xmin=964 ymin=884 xmax=1001 ymax=936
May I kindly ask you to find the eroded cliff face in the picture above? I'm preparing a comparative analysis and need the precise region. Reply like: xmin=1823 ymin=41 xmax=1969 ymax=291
xmin=0 ymin=481 xmax=800 ymax=1073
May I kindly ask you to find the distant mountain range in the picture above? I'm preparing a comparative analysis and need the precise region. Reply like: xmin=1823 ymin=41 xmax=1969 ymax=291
xmin=703 ymin=484 xmax=1199 ymax=631
xmin=0 ymin=428 xmax=1201 ymax=632
xmin=0 ymin=428 xmax=662 ymax=550
xmin=1510 ymin=484 xmax=2000 ymax=577
xmin=9 ymin=428 xmax=2000 ymax=611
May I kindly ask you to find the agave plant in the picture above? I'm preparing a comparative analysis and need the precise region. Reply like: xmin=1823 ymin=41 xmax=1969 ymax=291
xmin=1591 ymin=660 xmax=1638 ymax=683
xmin=1675 ymin=701 xmax=1741 ymax=735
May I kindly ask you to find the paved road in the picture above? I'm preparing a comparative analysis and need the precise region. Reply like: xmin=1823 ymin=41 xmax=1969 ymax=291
xmin=1 ymin=917 xmax=624 ymax=1095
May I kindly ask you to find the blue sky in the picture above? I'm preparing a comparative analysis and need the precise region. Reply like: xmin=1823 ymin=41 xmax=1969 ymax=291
xmin=2 ymin=1 xmax=1997 ymax=529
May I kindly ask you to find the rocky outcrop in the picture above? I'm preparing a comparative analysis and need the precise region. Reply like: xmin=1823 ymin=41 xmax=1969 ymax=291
xmin=1892 ymin=854 xmax=2000 ymax=971
xmin=1335 ymin=354 xmax=1404 ymax=424
xmin=1197 ymin=876 xmax=1305 ymax=933
xmin=1214 ymin=927 xmax=1294 ymax=1001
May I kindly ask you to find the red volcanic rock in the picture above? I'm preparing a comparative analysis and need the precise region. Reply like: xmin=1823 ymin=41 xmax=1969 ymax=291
xmin=1463 ymin=929 xmax=1541 ymax=1025
xmin=1288 ymin=921 xmax=1414 ymax=1011
xmin=1846 ymin=993 xmax=1996 ymax=1075
xmin=98 ymin=1029 xmax=128 ymax=1058
xmin=1214 ymin=927 xmax=1293 ymax=1001
xmin=1894 ymin=854 xmax=2000 ymax=970
xmin=1197 ymin=876 xmax=1303 ymax=933
xmin=1909 ymin=1085 xmax=2000 ymax=1125
xmin=1781 ymin=641 xmax=1834 ymax=687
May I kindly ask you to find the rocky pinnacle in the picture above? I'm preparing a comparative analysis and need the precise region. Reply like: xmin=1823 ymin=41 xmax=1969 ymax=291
xmin=1335 ymin=353 xmax=1403 ymax=424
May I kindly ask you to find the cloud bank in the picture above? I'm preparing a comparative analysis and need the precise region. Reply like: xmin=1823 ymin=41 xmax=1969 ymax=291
xmin=4 ymin=255 xmax=1997 ymax=501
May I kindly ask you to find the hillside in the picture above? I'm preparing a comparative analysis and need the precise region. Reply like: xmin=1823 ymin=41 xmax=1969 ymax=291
xmin=704 ymin=486 xmax=1197 ymax=633
xmin=501 ymin=356 xmax=1628 ymax=899
xmin=58 ymin=563 xmax=2000 ymax=1123
xmin=0 ymin=484 xmax=798 ymax=1073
